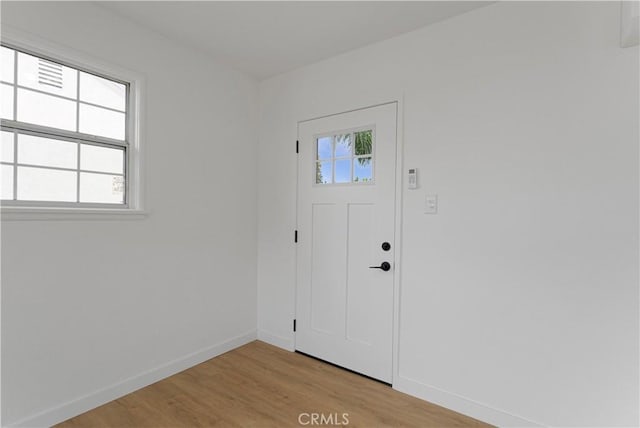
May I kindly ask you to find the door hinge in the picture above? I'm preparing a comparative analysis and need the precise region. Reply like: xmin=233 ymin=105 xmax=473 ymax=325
xmin=296 ymin=140 xmax=299 ymax=154
xmin=293 ymin=319 xmax=297 ymax=332
xmin=294 ymin=230 xmax=298 ymax=243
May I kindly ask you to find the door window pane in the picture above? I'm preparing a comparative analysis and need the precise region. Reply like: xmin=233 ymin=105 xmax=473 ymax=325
xmin=1 ymin=83 xmax=14 ymax=120
xmin=18 ymin=134 xmax=77 ymax=169
xmin=80 ymin=172 xmax=124 ymax=204
xmin=2 ymin=131 xmax=14 ymax=163
xmin=354 ymin=130 xmax=372 ymax=155
xmin=17 ymin=166 xmax=76 ymax=202
xmin=317 ymin=136 xmax=332 ymax=160
xmin=1 ymin=164 xmax=13 ymax=199
xmin=79 ymin=103 xmax=125 ymax=140
xmin=335 ymin=134 xmax=351 ymax=157
xmin=80 ymin=144 xmax=124 ymax=174
xmin=17 ymin=52 xmax=77 ymax=99
xmin=1 ymin=46 xmax=15 ymax=84
xmin=354 ymin=157 xmax=372 ymax=182
xmin=316 ymin=161 xmax=332 ymax=184
xmin=17 ymin=88 xmax=76 ymax=131
xmin=335 ymin=159 xmax=351 ymax=183
xmin=79 ymin=72 xmax=126 ymax=111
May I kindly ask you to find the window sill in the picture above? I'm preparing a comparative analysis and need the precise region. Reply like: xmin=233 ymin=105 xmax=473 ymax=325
xmin=1 ymin=206 xmax=148 ymax=221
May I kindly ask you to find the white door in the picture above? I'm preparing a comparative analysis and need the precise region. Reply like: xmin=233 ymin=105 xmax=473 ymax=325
xmin=296 ymin=103 xmax=397 ymax=383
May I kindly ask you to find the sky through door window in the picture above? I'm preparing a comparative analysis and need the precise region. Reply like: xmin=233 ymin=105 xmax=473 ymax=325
xmin=0 ymin=44 xmax=130 ymax=207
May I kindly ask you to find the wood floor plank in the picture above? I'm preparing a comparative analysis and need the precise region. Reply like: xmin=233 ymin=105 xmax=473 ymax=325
xmin=56 ymin=341 xmax=491 ymax=427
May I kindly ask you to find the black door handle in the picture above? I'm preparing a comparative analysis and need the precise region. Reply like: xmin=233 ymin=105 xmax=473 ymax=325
xmin=369 ymin=262 xmax=391 ymax=272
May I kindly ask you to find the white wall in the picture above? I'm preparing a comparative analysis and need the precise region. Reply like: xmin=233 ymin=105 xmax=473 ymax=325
xmin=257 ymin=2 xmax=639 ymax=426
xmin=1 ymin=2 xmax=259 ymax=426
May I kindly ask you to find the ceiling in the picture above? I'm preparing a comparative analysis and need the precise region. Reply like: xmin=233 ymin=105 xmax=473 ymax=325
xmin=99 ymin=1 xmax=492 ymax=80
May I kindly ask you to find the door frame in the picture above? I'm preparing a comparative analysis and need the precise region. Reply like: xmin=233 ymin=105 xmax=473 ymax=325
xmin=294 ymin=96 xmax=405 ymax=387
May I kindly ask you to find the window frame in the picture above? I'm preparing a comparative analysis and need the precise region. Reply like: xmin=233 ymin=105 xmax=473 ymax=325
xmin=313 ymin=125 xmax=376 ymax=186
xmin=0 ymin=30 xmax=145 ymax=220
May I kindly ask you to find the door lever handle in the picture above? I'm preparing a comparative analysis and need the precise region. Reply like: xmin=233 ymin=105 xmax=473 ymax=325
xmin=369 ymin=262 xmax=391 ymax=272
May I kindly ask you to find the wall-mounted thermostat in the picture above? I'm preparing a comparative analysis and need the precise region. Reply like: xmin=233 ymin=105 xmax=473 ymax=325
xmin=408 ymin=168 xmax=418 ymax=189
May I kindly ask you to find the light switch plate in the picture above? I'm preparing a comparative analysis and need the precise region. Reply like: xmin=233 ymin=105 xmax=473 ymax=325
xmin=425 ymin=194 xmax=438 ymax=214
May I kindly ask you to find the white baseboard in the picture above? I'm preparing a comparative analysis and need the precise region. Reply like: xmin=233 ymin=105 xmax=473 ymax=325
xmin=257 ymin=329 xmax=294 ymax=351
xmin=8 ymin=329 xmax=257 ymax=428
xmin=393 ymin=375 xmax=544 ymax=427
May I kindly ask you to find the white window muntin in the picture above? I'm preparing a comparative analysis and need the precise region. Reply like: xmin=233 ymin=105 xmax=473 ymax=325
xmin=0 ymin=42 xmax=133 ymax=208
xmin=313 ymin=125 xmax=376 ymax=186
xmin=1 ymin=43 xmax=130 ymax=142
xmin=0 ymin=126 xmax=127 ymax=208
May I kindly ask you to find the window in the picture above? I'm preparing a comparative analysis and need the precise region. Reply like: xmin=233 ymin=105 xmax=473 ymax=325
xmin=316 ymin=129 xmax=373 ymax=184
xmin=0 ymin=43 xmax=134 ymax=209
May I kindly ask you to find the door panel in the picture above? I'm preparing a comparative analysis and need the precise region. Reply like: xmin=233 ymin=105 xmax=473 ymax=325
xmin=310 ymin=203 xmax=344 ymax=335
xmin=296 ymin=103 xmax=397 ymax=383
xmin=346 ymin=202 xmax=375 ymax=346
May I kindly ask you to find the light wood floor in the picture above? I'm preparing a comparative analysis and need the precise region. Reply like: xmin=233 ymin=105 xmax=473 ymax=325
xmin=57 ymin=341 xmax=490 ymax=427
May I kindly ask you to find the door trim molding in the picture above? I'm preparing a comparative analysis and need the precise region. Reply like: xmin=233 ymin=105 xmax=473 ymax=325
xmin=391 ymin=95 xmax=405 ymax=388
xmin=294 ymin=94 xmax=405 ymax=387
xmin=298 ymin=100 xmax=400 ymax=124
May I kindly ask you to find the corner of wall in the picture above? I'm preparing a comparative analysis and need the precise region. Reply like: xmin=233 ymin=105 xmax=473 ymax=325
xmin=257 ymin=329 xmax=295 ymax=352
xmin=6 ymin=331 xmax=257 ymax=428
